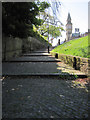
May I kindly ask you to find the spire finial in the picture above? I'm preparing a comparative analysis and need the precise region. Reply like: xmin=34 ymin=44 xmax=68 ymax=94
xmin=68 ymin=12 xmax=71 ymax=20
xmin=67 ymin=12 xmax=71 ymax=23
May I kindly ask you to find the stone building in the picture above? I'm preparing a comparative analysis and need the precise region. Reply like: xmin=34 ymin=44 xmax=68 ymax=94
xmin=72 ymin=28 xmax=80 ymax=39
xmin=66 ymin=13 xmax=72 ymax=41
xmin=66 ymin=13 xmax=81 ymax=41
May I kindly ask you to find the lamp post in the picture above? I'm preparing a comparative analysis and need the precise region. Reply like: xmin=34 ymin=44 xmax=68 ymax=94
xmin=48 ymin=27 xmax=49 ymax=53
xmin=47 ymin=15 xmax=50 ymax=53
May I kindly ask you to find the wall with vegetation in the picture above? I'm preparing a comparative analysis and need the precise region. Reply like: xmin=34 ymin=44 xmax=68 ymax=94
xmin=2 ymin=35 xmax=47 ymax=61
xmin=50 ymin=52 xmax=89 ymax=75
xmin=2 ymin=35 xmax=23 ymax=60
xmin=22 ymin=37 xmax=46 ymax=53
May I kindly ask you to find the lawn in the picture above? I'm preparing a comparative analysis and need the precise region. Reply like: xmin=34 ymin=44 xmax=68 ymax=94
xmin=52 ymin=35 xmax=89 ymax=58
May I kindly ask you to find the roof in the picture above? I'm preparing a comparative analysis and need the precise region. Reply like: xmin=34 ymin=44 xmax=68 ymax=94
xmin=68 ymin=13 xmax=71 ymax=19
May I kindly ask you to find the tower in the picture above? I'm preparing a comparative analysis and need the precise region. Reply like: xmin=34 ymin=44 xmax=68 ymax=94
xmin=66 ymin=13 xmax=72 ymax=41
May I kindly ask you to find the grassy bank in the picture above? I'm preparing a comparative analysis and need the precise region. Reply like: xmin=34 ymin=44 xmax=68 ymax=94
xmin=52 ymin=36 xmax=89 ymax=58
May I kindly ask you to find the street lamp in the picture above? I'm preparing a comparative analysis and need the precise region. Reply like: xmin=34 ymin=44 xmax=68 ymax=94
xmin=47 ymin=15 xmax=50 ymax=53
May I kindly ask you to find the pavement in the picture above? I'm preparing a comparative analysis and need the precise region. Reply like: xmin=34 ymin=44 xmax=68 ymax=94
xmin=2 ymin=49 xmax=86 ymax=76
xmin=2 ymin=48 xmax=89 ymax=118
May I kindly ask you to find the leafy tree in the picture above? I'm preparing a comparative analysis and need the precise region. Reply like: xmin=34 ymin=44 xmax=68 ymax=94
xmin=2 ymin=2 xmax=50 ymax=38
xmin=38 ymin=23 xmax=64 ymax=38
xmin=36 ymin=2 xmax=64 ymax=39
xmin=49 ymin=25 xmax=64 ymax=38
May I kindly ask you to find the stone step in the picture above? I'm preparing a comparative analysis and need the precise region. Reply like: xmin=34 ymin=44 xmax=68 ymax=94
xmin=21 ymin=55 xmax=52 ymax=57
xmin=3 ymin=61 xmax=86 ymax=76
xmin=2 ymin=73 xmax=87 ymax=78
xmin=22 ymin=53 xmax=51 ymax=56
xmin=32 ymin=50 xmax=52 ymax=53
xmin=3 ymin=55 xmax=60 ymax=62
xmin=3 ymin=60 xmax=61 ymax=62
xmin=3 ymin=56 xmax=57 ymax=62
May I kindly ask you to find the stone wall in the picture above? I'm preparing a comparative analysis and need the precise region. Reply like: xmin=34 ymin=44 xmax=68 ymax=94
xmin=2 ymin=35 xmax=47 ymax=61
xmin=22 ymin=37 xmax=46 ymax=53
xmin=50 ymin=52 xmax=89 ymax=75
xmin=2 ymin=35 xmax=22 ymax=60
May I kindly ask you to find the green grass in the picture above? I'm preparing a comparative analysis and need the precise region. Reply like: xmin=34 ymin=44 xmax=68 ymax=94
xmin=52 ymin=35 xmax=89 ymax=58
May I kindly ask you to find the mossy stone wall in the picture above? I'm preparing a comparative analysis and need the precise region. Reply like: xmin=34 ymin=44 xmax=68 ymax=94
xmin=50 ymin=52 xmax=89 ymax=75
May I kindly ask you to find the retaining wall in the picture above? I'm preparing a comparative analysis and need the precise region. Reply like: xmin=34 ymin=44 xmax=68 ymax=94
xmin=50 ymin=52 xmax=89 ymax=75
xmin=22 ymin=37 xmax=45 ymax=53
xmin=2 ymin=35 xmax=23 ymax=60
xmin=2 ymin=35 xmax=46 ymax=60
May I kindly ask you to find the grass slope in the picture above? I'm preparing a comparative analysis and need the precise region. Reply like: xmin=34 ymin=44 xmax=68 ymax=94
xmin=52 ymin=36 xmax=89 ymax=58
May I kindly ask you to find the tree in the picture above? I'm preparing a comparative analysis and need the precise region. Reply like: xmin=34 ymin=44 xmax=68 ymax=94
xmin=2 ymin=2 xmax=50 ymax=38
xmin=36 ymin=1 xmax=64 ymax=39
xmin=37 ymin=23 xmax=64 ymax=38
xmin=49 ymin=25 xmax=64 ymax=38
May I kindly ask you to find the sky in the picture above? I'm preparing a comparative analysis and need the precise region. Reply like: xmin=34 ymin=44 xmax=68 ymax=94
xmin=88 ymin=1 xmax=90 ymax=29
xmin=47 ymin=0 xmax=89 ymax=46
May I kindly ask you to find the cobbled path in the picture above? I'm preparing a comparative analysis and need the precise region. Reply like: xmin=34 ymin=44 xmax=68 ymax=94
xmin=2 ymin=77 xmax=88 ymax=118
xmin=2 ymin=49 xmax=89 ymax=119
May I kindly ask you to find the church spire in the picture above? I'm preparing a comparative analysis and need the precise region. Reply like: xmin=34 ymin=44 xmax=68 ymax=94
xmin=67 ymin=12 xmax=71 ymax=24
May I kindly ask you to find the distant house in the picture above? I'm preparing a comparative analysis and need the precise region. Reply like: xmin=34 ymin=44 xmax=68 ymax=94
xmin=71 ymin=28 xmax=80 ymax=39
xmin=72 ymin=33 xmax=80 ymax=37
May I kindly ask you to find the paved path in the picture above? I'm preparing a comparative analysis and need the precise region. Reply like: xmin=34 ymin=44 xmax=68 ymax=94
xmin=3 ymin=49 xmax=86 ymax=76
xmin=2 ymin=49 xmax=89 ymax=118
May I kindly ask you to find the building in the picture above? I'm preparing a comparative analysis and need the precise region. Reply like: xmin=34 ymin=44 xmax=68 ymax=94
xmin=72 ymin=28 xmax=80 ymax=39
xmin=66 ymin=13 xmax=72 ymax=41
xmin=66 ymin=13 xmax=81 ymax=41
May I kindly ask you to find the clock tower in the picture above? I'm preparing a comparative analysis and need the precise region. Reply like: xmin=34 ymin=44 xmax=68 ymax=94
xmin=66 ymin=13 xmax=72 ymax=41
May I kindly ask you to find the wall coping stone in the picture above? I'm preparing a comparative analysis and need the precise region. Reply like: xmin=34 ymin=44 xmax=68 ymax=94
xmin=50 ymin=51 xmax=90 ymax=60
